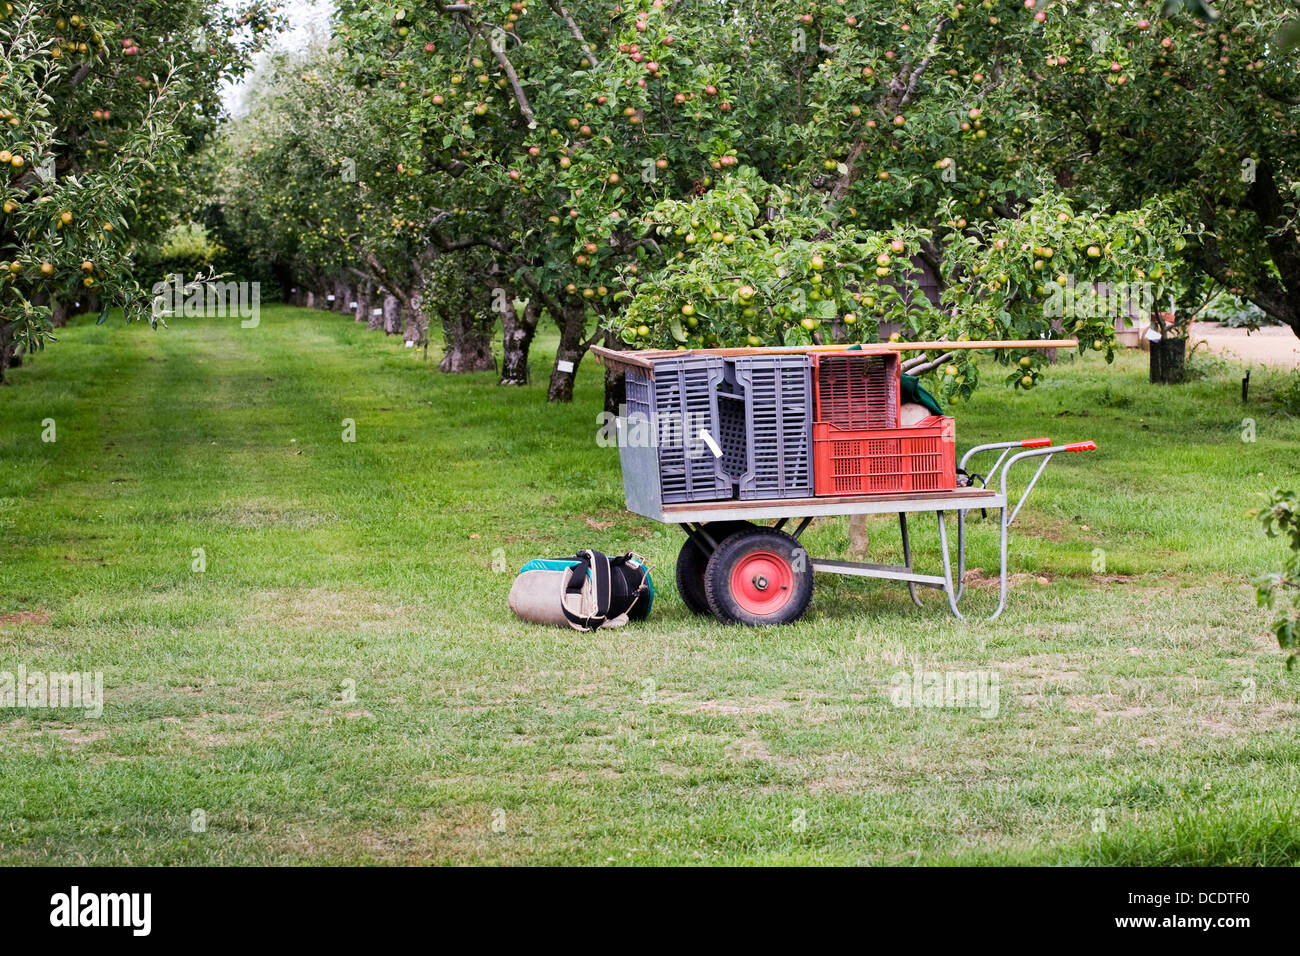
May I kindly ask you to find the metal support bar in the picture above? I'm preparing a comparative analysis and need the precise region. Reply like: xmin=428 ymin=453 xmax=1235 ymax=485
xmin=811 ymin=559 xmax=946 ymax=588
xmin=791 ymin=516 xmax=813 ymax=540
xmin=1008 ymin=455 xmax=1052 ymax=527
xmin=955 ymin=509 xmax=968 ymax=602
xmin=936 ymin=511 xmax=965 ymax=620
xmin=682 ymin=522 xmax=723 ymax=553
xmin=960 ymin=438 xmax=1053 ymax=489
xmin=899 ymin=512 xmax=923 ymax=607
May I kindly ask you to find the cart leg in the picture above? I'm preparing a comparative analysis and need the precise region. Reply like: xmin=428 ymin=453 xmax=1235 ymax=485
xmin=937 ymin=511 xmax=964 ymax=620
xmin=898 ymin=512 xmax=923 ymax=608
xmin=955 ymin=510 xmax=968 ymax=603
xmin=990 ymin=505 xmax=1010 ymax=621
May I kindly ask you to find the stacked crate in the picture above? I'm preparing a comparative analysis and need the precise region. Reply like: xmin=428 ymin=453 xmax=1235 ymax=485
xmin=732 ymin=355 xmax=813 ymax=499
xmin=623 ymin=354 xmax=813 ymax=504
xmin=624 ymin=356 xmax=732 ymax=503
xmin=810 ymin=351 xmax=957 ymax=496
xmin=622 ymin=346 xmax=957 ymax=506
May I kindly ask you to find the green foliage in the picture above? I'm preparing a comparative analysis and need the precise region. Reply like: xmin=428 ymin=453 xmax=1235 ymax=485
xmin=1253 ymin=489 xmax=1300 ymax=666
xmin=214 ymin=0 xmax=1300 ymax=401
xmin=0 ymin=0 xmax=277 ymax=359
xmin=1274 ymin=371 xmax=1300 ymax=416
xmin=1205 ymin=294 xmax=1277 ymax=329
xmin=134 ymin=224 xmax=226 ymax=286
xmin=1025 ymin=0 xmax=1300 ymax=332
xmin=620 ymin=167 xmax=924 ymax=349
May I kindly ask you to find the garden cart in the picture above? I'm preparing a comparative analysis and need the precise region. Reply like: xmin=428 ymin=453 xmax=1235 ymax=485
xmin=593 ymin=342 xmax=1097 ymax=626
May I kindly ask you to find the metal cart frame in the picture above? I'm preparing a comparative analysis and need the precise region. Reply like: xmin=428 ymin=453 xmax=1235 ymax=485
xmin=631 ymin=438 xmax=1096 ymax=623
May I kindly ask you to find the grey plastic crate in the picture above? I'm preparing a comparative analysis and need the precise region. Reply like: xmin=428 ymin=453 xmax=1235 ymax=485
xmin=716 ymin=364 xmax=749 ymax=486
xmin=732 ymin=355 xmax=813 ymax=499
xmin=624 ymin=357 xmax=732 ymax=503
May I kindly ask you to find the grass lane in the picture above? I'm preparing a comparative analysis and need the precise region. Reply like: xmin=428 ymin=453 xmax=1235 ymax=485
xmin=0 ymin=306 xmax=1297 ymax=864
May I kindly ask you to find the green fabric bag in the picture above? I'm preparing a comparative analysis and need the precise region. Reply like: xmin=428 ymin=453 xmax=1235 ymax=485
xmin=901 ymin=374 xmax=944 ymax=416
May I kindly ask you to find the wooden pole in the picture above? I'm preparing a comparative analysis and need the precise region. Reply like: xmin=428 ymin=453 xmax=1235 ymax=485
xmin=591 ymin=340 xmax=1078 ymax=370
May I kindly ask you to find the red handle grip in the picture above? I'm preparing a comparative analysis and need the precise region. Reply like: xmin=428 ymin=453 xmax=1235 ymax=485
xmin=1064 ymin=441 xmax=1097 ymax=452
xmin=1021 ymin=437 xmax=1052 ymax=448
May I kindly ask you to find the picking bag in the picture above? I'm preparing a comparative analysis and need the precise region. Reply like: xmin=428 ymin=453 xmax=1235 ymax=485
xmin=508 ymin=550 xmax=653 ymax=630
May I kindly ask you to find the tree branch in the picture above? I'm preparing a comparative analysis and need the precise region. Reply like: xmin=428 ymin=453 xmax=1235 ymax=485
xmin=831 ymin=16 xmax=947 ymax=201
xmin=902 ymin=351 xmax=955 ymax=375
xmin=549 ymin=1 xmax=599 ymax=67
xmin=448 ymin=8 xmax=537 ymax=127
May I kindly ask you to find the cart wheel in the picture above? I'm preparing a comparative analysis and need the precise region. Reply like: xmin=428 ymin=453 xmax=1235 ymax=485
xmin=704 ymin=528 xmax=813 ymax=626
xmin=675 ymin=521 xmax=757 ymax=615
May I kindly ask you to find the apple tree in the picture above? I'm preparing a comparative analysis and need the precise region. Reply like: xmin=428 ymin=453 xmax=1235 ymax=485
xmin=0 ymin=0 xmax=278 ymax=382
xmin=1021 ymin=0 xmax=1300 ymax=337
xmin=620 ymin=0 xmax=1190 ymax=401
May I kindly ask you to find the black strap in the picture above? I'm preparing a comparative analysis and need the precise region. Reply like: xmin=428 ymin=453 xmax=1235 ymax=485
xmin=958 ymin=469 xmax=988 ymax=519
xmin=562 ymin=550 xmax=612 ymax=631
xmin=610 ymin=554 xmax=649 ymax=619
xmin=561 ymin=551 xmax=648 ymax=630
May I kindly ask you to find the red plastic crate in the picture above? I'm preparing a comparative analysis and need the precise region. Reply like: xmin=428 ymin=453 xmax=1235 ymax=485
xmin=811 ymin=351 xmax=901 ymax=430
xmin=812 ymin=416 xmax=957 ymax=496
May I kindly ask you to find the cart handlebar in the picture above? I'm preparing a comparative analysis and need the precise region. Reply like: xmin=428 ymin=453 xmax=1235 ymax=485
xmin=960 ymin=437 xmax=1053 ymax=486
xmin=998 ymin=440 xmax=1099 ymax=526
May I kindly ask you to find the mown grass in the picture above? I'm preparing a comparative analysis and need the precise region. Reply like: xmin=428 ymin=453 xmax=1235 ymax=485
xmin=0 ymin=305 xmax=1297 ymax=865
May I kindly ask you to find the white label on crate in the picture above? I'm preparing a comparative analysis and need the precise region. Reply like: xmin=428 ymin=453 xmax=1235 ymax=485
xmin=326 ymin=295 xmax=335 ymax=302
xmin=372 ymin=308 xmax=383 ymax=316
xmin=698 ymin=430 xmax=723 ymax=459
xmin=350 ymin=302 xmax=357 ymax=309
xmin=556 ymin=360 xmax=575 ymax=374
xmin=1144 ymin=327 xmax=1163 ymax=343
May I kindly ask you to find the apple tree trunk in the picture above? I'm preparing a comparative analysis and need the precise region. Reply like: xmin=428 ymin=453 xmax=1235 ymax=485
xmin=500 ymin=298 xmax=540 ymax=386
xmin=601 ymin=334 xmax=628 ymax=416
xmin=403 ymin=290 xmax=429 ymax=345
xmin=333 ymin=279 xmax=351 ymax=314
xmin=438 ymin=309 xmax=497 ymax=373
xmin=369 ymin=294 xmax=390 ymax=331
xmin=0 ymin=322 xmax=14 ymax=384
xmin=382 ymin=295 xmax=403 ymax=335
xmin=547 ymin=303 xmax=588 ymax=403
xmin=355 ymin=282 xmax=372 ymax=323
xmin=49 ymin=300 xmax=72 ymax=328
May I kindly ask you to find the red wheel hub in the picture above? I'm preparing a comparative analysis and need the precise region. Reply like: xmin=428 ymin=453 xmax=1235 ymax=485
xmin=730 ymin=549 xmax=794 ymax=616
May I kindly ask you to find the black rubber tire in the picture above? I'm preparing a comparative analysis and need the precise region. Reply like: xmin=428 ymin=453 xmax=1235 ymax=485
xmin=703 ymin=528 xmax=813 ymax=626
xmin=675 ymin=521 xmax=757 ymax=615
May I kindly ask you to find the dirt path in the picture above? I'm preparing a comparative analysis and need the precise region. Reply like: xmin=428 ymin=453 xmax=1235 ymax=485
xmin=1190 ymin=322 xmax=1300 ymax=368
